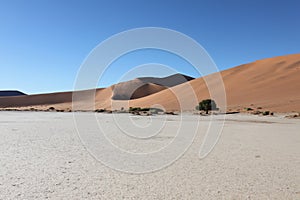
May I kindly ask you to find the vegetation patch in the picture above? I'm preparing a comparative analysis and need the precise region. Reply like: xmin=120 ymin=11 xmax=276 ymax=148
xmin=195 ymin=99 xmax=219 ymax=114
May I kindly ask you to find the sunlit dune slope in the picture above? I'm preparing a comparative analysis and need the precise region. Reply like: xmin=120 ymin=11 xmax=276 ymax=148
xmin=129 ymin=54 xmax=300 ymax=112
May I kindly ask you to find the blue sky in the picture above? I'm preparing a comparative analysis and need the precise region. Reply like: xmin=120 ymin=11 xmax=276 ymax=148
xmin=0 ymin=0 xmax=299 ymax=94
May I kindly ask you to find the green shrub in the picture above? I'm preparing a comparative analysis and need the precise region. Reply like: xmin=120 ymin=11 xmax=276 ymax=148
xmin=139 ymin=108 xmax=150 ymax=111
xmin=196 ymin=99 xmax=218 ymax=114
xmin=48 ymin=107 xmax=55 ymax=111
xmin=129 ymin=107 xmax=141 ymax=112
xmin=95 ymin=109 xmax=106 ymax=113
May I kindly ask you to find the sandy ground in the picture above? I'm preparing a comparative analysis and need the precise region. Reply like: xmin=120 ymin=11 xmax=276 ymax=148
xmin=0 ymin=112 xmax=299 ymax=199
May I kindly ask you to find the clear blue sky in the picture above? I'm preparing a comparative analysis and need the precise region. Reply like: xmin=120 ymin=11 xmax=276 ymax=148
xmin=0 ymin=0 xmax=299 ymax=94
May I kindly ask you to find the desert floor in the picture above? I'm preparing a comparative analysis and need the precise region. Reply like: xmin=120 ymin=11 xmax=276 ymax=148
xmin=0 ymin=112 xmax=299 ymax=199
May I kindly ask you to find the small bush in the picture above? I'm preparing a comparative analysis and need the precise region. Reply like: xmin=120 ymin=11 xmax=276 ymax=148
xmin=165 ymin=111 xmax=177 ymax=115
xmin=196 ymin=99 xmax=218 ymax=114
xmin=129 ymin=107 xmax=141 ymax=112
xmin=253 ymin=111 xmax=262 ymax=115
xmin=140 ymin=108 xmax=150 ymax=111
xmin=263 ymin=111 xmax=270 ymax=115
xmin=245 ymin=107 xmax=253 ymax=111
xmin=48 ymin=107 xmax=55 ymax=111
xmin=129 ymin=107 xmax=150 ymax=112
xmin=95 ymin=109 xmax=106 ymax=113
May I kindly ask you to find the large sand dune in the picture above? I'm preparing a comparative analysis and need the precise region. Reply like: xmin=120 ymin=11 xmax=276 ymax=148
xmin=0 ymin=54 xmax=300 ymax=112
xmin=130 ymin=54 xmax=300 ymax=112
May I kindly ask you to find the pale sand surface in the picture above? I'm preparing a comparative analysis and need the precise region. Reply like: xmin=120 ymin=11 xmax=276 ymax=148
xmin=0 ymin=112 xmax=300 ymax=199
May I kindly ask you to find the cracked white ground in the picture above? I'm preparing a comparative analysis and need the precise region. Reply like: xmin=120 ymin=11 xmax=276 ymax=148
xmin=0 ymin=112 xmax=299 ymax=199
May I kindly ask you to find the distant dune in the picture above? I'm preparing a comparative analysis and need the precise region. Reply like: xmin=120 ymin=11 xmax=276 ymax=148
xmin=1 ymin=54 xmax=300 ymax=112
xmin=112 ymin=73 xmax=194 ymax=100
xmin=0 ymin=88 xmax=108 ymax=110
xmin=0 ymin=90 xmax=26 ymax=97
xmin=111 ymin=79 xmax=166 ymax=100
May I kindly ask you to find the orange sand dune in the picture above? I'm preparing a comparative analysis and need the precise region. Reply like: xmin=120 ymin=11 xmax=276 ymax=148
xmin=0 ymin=88 xmax=110 ymax=111
xmin=1 ymin=54 xmax=300 ymax=112
xmin=129 ymin=53 xmax=300 ymax=112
